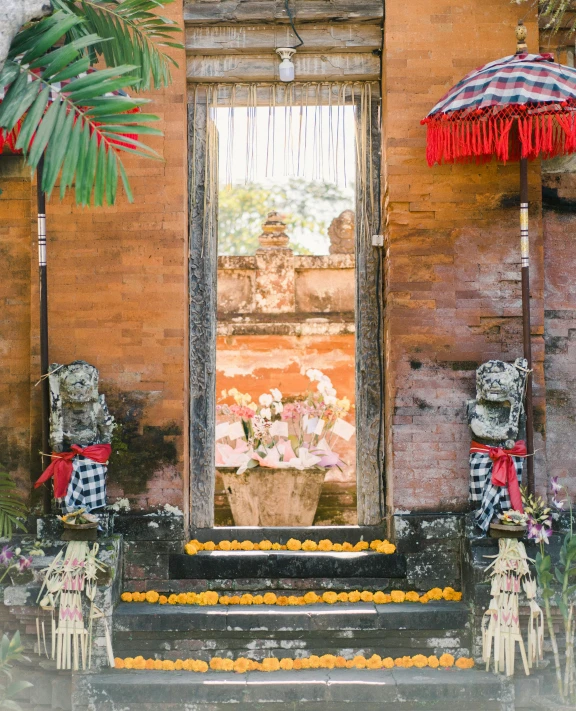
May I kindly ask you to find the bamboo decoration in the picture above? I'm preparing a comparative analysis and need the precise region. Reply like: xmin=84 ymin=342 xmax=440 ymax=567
xmin=482 ymin=538 xmax=544 ymax=676
xmin=37 ymin=541 xmax=114 ymax=670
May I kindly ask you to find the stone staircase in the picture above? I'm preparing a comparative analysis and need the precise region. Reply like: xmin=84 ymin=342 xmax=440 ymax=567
xmin=72 ymin=526 xmax=515 ymax=710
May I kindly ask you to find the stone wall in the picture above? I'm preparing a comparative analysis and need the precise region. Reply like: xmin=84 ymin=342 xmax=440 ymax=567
xmin=542 ymin=170 xmax=576 ymax=499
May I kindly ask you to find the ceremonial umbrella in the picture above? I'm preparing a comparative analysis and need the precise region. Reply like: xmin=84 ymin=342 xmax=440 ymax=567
xmin=421 ymin=22 xmax=576 ymax=494
xmin=0 ymin=76 xmax=139 ymax=512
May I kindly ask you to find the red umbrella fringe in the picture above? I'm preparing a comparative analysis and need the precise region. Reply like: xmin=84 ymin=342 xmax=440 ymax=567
xmin=421 ymin=102 xmax=576 ymax=166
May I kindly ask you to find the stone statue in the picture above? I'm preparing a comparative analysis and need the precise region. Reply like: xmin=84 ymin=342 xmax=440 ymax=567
xmin=49 ymin=360 xmax=115 ymax=452
xmin=467 ymin=358 xmax=527 ymax=449
xmin=467 ymin=359 xmax=529 ymax=532
xmin=328 ymin=210 xmax=355 ymax=254
xmin=46 ymin=361 xmax=115 ymax=513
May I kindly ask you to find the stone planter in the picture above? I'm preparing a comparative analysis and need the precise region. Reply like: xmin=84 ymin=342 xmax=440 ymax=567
xmin=219 ymin=467 xmax=326 ymax=527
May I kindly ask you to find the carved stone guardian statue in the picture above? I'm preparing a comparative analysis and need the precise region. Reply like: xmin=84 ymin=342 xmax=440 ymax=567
xmin=35 ymin=360 xmax=115 ymax=513
xmin=467 ymin=359 xmax=529 ymax=532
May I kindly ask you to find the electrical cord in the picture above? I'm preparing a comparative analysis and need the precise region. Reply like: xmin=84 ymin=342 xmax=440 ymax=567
xmin=284 ymin=0 xmax=304 ymax=48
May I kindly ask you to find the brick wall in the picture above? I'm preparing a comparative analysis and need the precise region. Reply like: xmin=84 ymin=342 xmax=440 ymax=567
xmin=542 ymin=170 xmax=576 ymax=499
xmin=383 ymin=0 xmax=545 ymax=511
xmin=0 ymin=158 xmax=32 ymax=491
xmin=2 ymin=0 xmax=574 ymax=521
xmin=25 ymin=3 xmax=188 ymax=510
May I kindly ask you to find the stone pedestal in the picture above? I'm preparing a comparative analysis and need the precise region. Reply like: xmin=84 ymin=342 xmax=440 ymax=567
xmin=254 ymin=212 xmax=295 ymax=314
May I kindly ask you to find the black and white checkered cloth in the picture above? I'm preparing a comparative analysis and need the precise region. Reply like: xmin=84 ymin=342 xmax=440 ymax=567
xmin=469 ymin=452 xmax=524 ymax=532
xmin=62 ymin=455 xmax=108 ymax=513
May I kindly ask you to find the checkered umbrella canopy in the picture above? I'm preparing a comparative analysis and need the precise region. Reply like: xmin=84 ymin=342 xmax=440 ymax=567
xmin=421 ymin=52 xmax=576 ymax=165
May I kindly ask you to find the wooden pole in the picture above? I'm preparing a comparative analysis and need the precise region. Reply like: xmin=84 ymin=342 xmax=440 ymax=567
xmin=520 ymin=157 xmax=535 ymax=495
xmin=37 ymin=155 xmax=51 ymax=513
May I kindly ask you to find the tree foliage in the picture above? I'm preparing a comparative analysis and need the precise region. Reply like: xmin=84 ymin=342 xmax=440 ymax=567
xmin=1 ymin=0 xmax=182 ymax=205
xmin=218 ymin=178 xmax=353 ymax=256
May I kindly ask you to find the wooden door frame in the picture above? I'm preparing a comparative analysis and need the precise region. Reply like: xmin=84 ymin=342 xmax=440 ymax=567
xmin=187 ymin=91 xmax=384 ymax=529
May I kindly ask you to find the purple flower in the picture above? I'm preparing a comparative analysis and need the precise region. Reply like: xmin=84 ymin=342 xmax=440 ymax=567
xmin=0 ymin=546 xmax=14 ymax=566
xmin=552 ymin=496 xmax=566 ymax=511
xmin=17 ymin=556 xmax=32 ymax=572
xmin=527 ymin=517 xmax=552 ymax=544
xmin=550 ymin=476 xmax=563 ymax=495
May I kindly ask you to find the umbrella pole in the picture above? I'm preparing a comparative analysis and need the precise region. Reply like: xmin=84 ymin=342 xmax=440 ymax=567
xmin=37 ymin=155 xmax=51 ymax=514
xmin=519 ymin=157 xmax=535 ymax=495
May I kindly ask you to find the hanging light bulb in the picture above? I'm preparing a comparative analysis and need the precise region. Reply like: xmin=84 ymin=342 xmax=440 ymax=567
xmin=276 ymin=48 xmax=296 ymax=82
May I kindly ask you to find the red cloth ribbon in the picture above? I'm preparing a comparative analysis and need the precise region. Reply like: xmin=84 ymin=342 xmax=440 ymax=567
xmin=34 ymin=444 xmax=111 ymax=499
xmin=470 ymin=440 xmax=527 ymax=512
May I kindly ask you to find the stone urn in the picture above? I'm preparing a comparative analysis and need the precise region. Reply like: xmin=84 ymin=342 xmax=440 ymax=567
xmin=219 ymin=467 xmax=326 ymax=527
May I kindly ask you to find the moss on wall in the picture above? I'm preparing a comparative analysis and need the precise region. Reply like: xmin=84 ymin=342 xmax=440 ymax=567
xmin=105 ymin=390 xmax=180 ymax=495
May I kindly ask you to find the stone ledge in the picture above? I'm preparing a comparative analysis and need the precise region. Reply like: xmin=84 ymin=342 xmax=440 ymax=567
xmin=169 ymin=551 xmax=407 ymax=580
xmin=74 ymin=668 xmax=511 ymax=709
xmin=188 ymin=525 xmax=387 ymax=544
xmin=113 ymin=601 xmax=469 ymax=633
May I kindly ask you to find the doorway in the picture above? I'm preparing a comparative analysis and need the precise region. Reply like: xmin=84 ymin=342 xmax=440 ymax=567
xmin=188 ymin=82 xmax=384 ymax=528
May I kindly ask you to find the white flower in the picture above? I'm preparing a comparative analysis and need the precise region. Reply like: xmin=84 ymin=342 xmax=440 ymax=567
xmin=247 ymin=402 xmax=258 ymax=411
xmin=260 ymin=407 xmax=272 ymax=420
xmin=273 ymin=402 xmax=284 ymax=414
xmin=306 ymin=368 xmax=324 ymax=382
xmin=221 ymin=390 xmax=227 ymax=398
xmin=271 ymin=388 xmax=282 ymax=402
xmin=228 ymin=388 xmax=239 ymax=397
xmin=259 ymin=393 xmax=273 ymax=407
xmin=324 ymin=396 xmax=337 ymax=406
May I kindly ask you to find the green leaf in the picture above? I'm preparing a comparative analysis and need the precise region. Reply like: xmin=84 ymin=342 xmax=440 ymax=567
xmin=15 ymin=87 xmax=50 ymax=153
xmin=21 ymin=14 xmax=81 ymax=64
xmin=43 ymin=105 xmax=75 ymax=197
xmin=60 ymin=117 xmax=83 ymax=198
xmin=118 ymin=159 xmax=134 ymax=202
xmin=62 ymin=0 xmax=183 ymax=90
xmin=106 ymin=149 xmax=118 ymax=206
xmin=27 ymin=98 xmax=61 ymax=168
xmin=5 ymin=680 xmax=33 ymax=697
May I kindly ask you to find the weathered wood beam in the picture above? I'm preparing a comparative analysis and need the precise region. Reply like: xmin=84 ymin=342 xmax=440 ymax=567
xmin=188 ymin=81 xmax=381 ymax=105
xmin=187 ymin=52 xmax=380 ymax=82
xmin=186 ymin=23 xmax=382 ymax=54
xmin=184 ymin=1 xmax=384 ymax=26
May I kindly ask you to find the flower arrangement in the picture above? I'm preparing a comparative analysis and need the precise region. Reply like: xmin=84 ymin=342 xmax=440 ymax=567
xmin=120 ymin=586 xmax=462 ymax=606
xmin=113 ymin=652 xmax=474 ymax=672
xmin=521 ymin=487 xmax=553 ymax=545
xmin=184 ymin=538 xmax=396 ymax=555
xmin=215 ymin=369 xmax=355 ymax=473
xmin=497 ymin=510 xmax=528 ymax=527
xmin=59 ymin=509 xmax=98 ymax=527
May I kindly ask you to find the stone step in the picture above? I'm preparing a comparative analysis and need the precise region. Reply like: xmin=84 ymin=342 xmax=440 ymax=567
xmin=113 ymin=602 xmax=470 ymax=659
xmin=169 ymin=551 xmax=406 ymax=581
xmin=73 ymin=668 xmax=514 ymax=711
xmin=189 ymin=526 xmax=387 ymax=545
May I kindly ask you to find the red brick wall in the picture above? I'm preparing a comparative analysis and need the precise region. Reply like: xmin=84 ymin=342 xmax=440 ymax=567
xmin=22 ymin=4 xmax=188 ymax=511
xmin=383 ymin=1 xmax=545 ymax=511
xmin=0 ymin=158 xmax=32 ymax=492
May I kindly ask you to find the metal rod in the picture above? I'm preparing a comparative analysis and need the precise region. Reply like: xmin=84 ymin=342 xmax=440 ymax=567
xmin=37 ymin=155 xmax=51 ymax=513
xmin=519 ymin=157 xmax=535 ymax=495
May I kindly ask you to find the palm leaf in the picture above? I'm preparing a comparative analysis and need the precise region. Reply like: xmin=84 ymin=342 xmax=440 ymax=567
xmin=52 ymin=0 xmax=183 ymax=90
xmin=3 ymin=12 xmax=162 ymax=206
xmin=0 ymin=471 xmax=27 ymax=541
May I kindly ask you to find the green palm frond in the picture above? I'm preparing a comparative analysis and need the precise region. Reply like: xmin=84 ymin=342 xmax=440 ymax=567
xmin=3 ymin=11 xmax=162 ymax=206
xmin=0 ymin=471 xmax=27 ymax=541
xmin=53 ymin=0 xmax=182 ymax=90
